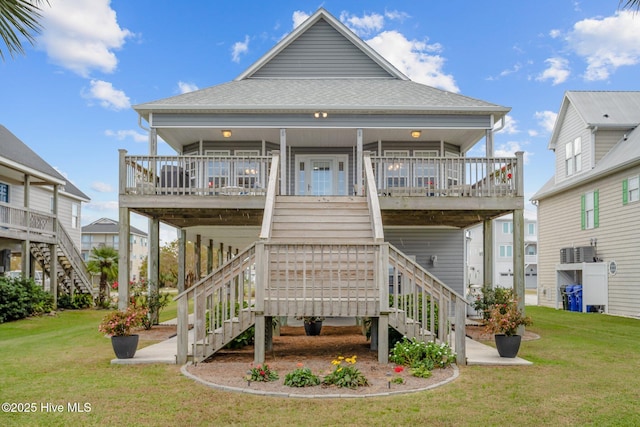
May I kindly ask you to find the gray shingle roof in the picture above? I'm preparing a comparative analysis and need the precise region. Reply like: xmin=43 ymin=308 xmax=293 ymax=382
xmin=0 ymin=125 xmax=90 ymax=201
xmin=82 ymin=217 xmax=147 ymax=236
xmin=134 ymin=79 xmax=509 ymax=116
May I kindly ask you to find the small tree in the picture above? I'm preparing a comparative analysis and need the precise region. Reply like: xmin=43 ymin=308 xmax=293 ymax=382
xmin=87 ymin=247 xmax=118 ymax=307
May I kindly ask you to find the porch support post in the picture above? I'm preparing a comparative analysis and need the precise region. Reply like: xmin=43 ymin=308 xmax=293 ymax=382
xmin=357 ymin=128 xmax=363 ymax=195
xmin=21 ymin=174 xmax=30 ymax=278
xmin=207 ymin=239 xmax=213 ymax=274
xmin=486 ymin=128 xmax=494 ymax=157
xmin=279 ymin=129 xmax=287 ymax=195
xmin=118 ymin=207 xmax=131 ymax=310
xmin=178 ymin=229 xmax=186 ymax=293
xmin=483 ymin=219 xmax=493 ymax=287
xmin=254 ymin=241 xmax=265 ymax=364
xmin=265 ymin=316 xmax=273 ymax=352
xmin=219 ymin=242 xmax=224 ymax=268
xmin=149 ymin=118 xmax=157 ymax=156
xmin=49 ymin=184 xmax=58 ymax=306
xmin=149 ymin=217 xmax=159 ymax=286
xmin=195 ymin=234 xmax=202 ymax=281
xmin=455 ymin=297 xmax=467 ymax=365
xmin=377 ymin=315 xmax=389 ymax=364
xmin=513 ymin=208 xmax=526 ymax=332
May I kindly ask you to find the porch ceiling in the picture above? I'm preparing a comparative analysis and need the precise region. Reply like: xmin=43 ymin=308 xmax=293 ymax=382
xmin=381 ymin=209 xmax=510 ymax=229
xmin=156 ymin=127 xmax=486 ymax=153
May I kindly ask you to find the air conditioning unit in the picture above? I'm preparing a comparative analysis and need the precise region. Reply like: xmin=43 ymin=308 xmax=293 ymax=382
xmin=574 ymin=246 xmax=596 ymax=263
xmin=560 ymin=247 xmax=574 ymax=264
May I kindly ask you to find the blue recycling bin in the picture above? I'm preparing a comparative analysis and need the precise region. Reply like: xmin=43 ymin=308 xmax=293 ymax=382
xmin=565 ymin=285 xmax=576 ymax=311
xmin=573 ymin=285 xmax=583 ymax=312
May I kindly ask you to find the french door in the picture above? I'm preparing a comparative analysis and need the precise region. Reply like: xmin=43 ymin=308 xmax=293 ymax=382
xmin=295 ymin=155 xmax=348 ymax=196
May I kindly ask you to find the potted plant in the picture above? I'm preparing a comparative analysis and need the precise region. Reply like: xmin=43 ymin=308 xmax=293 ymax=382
xmin=98 ymin=305 xmax=148 ymax=358
xmin=484 ymin=296 xmax=532 ymax=358
xmin=296 ymin=316 xmax=325 ymax=336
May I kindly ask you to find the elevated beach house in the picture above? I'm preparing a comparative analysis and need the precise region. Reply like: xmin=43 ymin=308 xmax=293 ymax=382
xmin=118 ymin=9 xmax=524 ymax=364
xmin=0 ymin=125 xmax=94 ymax=303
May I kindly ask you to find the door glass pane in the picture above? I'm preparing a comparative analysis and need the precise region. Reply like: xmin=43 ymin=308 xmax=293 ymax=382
xmin=311 ymin=160 xmax=332 ymax=195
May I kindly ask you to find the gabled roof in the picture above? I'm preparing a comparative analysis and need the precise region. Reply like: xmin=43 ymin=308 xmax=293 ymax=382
xmin=0 ymin=125 xmax=89 ymax=201
xmin=548 ymin=91 xmax=640 ymax=150
xmin=236 ymin=8 xmax=407 ymax=81
xmin=533 ymin=93 xmax=640 ymax=201
xmin=82 ymin=217 xmax=147 ymax=236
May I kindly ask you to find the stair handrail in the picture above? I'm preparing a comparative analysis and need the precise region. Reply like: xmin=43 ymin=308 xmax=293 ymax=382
xmin=363 ymin=153 xmax=384 ymax=242
xmin=175 ymin=242 xmax=257 ymax=364
xmin=55 ymin=220 xmax=95 ymax=296
xmin=259 ymin=151 xmax=280 ymax=240
xmin=388 ymin=243 xmax=466 ymax=364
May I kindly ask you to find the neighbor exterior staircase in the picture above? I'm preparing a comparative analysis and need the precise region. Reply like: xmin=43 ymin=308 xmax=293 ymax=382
xmin=29 ymin=220 xmax=95 ymax=297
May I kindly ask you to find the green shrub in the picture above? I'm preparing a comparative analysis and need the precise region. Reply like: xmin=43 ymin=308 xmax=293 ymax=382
xmin=322 ymin=355 xmax=369 ymax=389
xmin=57 ymin=293 xmax=94 ymax=309
xmin=284 ymin=365 xmax=321 ymax=387
xmin=225 ymin=326 xmax=255 ymax=349
xmin=389 ymin=338 xmax=456 ymax=373
xmin=471 ymin=284 xmax=513 ymax=321
xmin=0 ymin=276 xmax=54 ymax=323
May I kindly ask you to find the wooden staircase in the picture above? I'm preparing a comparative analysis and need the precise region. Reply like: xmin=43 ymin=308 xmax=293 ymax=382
xmin=29 ymin=221 xmax=95 ymax=297
xmin=270 ymin=196 xmax=374 ymax=243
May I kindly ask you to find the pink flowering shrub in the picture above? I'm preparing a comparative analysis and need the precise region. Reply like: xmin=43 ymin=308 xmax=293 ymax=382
xmin=98 ymin=306 xmax=148 ymax=337
xmin=484 ymin=298 xmax=532 ymax=336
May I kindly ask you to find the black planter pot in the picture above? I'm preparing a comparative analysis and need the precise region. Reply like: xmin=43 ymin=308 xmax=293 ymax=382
xmin=304 ymin=322 xmax=322 ymax=336
xmin=111 ymin=334 xmax=139 ymax=359
xmin=494 ymin=334 xmax=521 ymax=358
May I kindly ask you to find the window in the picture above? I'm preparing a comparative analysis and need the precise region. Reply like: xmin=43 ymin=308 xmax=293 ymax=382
xmin=71 ymin=203 xmax=79 ymax=229
xmin=526 ymin=245 xmax=537 ymax=255
xmin=413 ymin=151 xmax=439 ymax=189
xmin=234 ymin=150 xmax=260 ymax=189
xmin=581 ymin=190 xmax=599 ymax=230
xmin=528 ymin=223 xmax=536 ymax=235
xmin=502 ymin=222 xmax=513 ymax=234
xmin=205 ymin=150 xmax=230 ymax=189
xmin=623 ymin=175 xmax=639 ymax=204
xmin=499 ymin=245 xmax=513 ymax=257
xmin=384 ymin=151 xmax=409 ymax=188
xmin=565 ymin=137 xmax=582 ymax=176
xmin=0 ymin=182 xmax=8 ymax=203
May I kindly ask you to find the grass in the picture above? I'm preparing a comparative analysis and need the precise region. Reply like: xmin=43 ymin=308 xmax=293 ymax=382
xmin=1 ymin=306 xmax=639 ymax=426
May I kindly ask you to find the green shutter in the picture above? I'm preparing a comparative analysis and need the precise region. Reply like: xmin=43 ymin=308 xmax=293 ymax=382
xmin=623 ymin=179 xmax=628 ymax=205
xmin=581 ymin=194 xmax=585 ymax=230
xmin=594 ymin=190 xmax=599 ymax=229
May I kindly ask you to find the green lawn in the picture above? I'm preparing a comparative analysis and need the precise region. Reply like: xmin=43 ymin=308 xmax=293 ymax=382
xmin=1 ymin=306 xmax=639 ymax=426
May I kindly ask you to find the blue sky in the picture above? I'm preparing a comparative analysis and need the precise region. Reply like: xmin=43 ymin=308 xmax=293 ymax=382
xmin=2 ymin=1 xmax=640 ymax=242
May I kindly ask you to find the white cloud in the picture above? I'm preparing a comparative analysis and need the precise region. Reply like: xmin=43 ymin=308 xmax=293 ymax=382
xmin=384 ymin=10 xmax=410 ymax=22
xmin=536 ymin=57 xmax=570 ymax=85
xmin=82 ymin=79 xmax=130 ymax=110
xmin=494 ymin=141 xmax=532 ymax=164
xmin=105 ymin=129 xmax=147 ymax=142
xmin=86 ymin=200 xmax=119 ymax=211
xmin=231 ymin=35 xmax=250 ymax=63
xmin=177 ymin=81 xmax=198 ymax=94
xmin=534 ymin=110 xmax=558 ymax=133
xmin=495 ymin=116 xmax=519 ymax=135
xmin=340 ymin=11 xmax=385 ymax=36
xmin=39 ymin=0 xmax=132 ymax=77
xmin=549 ymin=29 xmax=562 ymax=39
xmin=91 ymin=182 xmax=114 ymax=193
xmin=566 ymin=11 xmax=640 ymax=81
xmin=292 ymin=11 xmax=310 ymax=28
xmin=366 ymin=31 xmax=458 ymax=92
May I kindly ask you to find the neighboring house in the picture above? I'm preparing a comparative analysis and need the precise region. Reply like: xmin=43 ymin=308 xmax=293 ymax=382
xmin=0 ymin=125 xmax=94 ymax=302
xmin=467 ymin=210 xmax=538 ymax=290
xmin=532 ymin=91 xmax=640 ymax=317
xmin=118 ymin=8 xmax=525 ymax=365
xmin=81 ymin=217 xmax=148 ymax=283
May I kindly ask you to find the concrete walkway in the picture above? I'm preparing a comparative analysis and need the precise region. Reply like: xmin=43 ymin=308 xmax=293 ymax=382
xmin=111 ymin=315 xmax=533 ymax=366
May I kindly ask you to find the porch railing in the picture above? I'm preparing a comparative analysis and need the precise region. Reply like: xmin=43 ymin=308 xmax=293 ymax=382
xmin=388 ymin=244 xmax=466 ymax=364
xmin=370 ymin=154 xmax=522 ymax=197
xmin=0 ymin=202 xmax=55 ymax=240
xmin=120 ymin=151 xmax=272 ymax=196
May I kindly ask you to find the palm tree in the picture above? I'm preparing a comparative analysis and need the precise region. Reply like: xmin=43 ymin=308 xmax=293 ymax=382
xmin=620 ymin=0 xmax=640 ymax=9
xmin=0 ymin=0 xmax=49 ymax=60
xmin=87 ymin=247 xmax=119 ymax=307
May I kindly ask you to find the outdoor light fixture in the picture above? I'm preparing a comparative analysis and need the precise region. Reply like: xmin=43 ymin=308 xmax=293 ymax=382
xmin=313 ymin=111 xmax=328 ymax=119
xmin=221 ymin=130 xmax=232 ymax=138
xmin=411 ymin=130 xmax=421 ymax=138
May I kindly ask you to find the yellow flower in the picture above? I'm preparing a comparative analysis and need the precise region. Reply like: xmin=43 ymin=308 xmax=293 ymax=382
xmin=338 ymin=356 xmax=345 ymax=360
xmin=336 ymin=367 xmax=342 ymax=372
xmin=331 ymin=360 xmax=340 ymax=365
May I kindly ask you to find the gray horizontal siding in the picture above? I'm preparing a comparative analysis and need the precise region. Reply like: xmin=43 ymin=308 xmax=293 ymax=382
xmin=384 ymin=227 xmax=465 ymax=295
xmin=152 ymin=113 xmax=492 ymax=129
xmin=252 ymin=19 xmax=392 ymax=79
